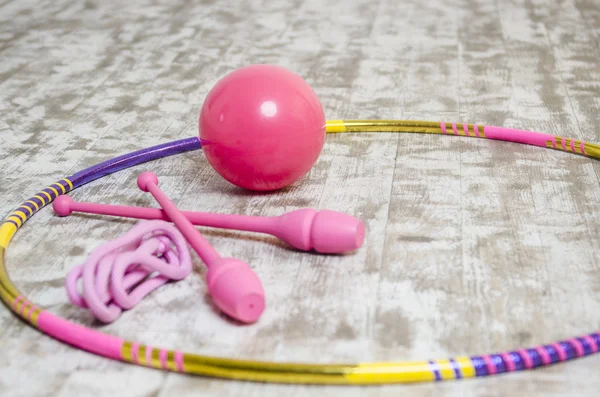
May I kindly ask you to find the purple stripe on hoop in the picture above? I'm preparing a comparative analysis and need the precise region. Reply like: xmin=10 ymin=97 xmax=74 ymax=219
xmin=27 ymin=196 xmax=44 ymax=208
xmin=428 ymin=360 xmax=442 ymax=381
xmin=471 ymin=357 xmax=488 ymax=376
xmin=21 ymin=202 xmax=37 ymax=214
xmin=16 ymin=206 xmax=33 ymax=217
xmin=449 ymin=358 xmax=462 ymax=379
xmin=42 ymin=187 xmax=58 ymax=200
xmin=3 ymin=219 xmax=19 ymax=228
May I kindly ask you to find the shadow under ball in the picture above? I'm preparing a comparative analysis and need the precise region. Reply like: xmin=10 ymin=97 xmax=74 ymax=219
xmin=199 ymin=64 xmax=327 ymax=191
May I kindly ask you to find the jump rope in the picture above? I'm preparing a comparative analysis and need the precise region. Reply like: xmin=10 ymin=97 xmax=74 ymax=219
xmin=2 ymin=64 xmax=600 ymax=385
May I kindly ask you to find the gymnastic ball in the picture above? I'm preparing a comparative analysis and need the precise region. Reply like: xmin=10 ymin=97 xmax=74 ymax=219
xmin=199 ymin=64 xmax=326 ymax=191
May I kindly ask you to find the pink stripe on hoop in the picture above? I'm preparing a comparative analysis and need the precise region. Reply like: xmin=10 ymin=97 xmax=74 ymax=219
xmin=474 ymin=124 xmax=481 ymax=138
xmin=12 ymin=295 xmax=25 ymax=311
xmin=452 ymin=123 xmax=459 ymax=135
xmin=159 ymin=349 xmax=168 ymax=369
xmin=481 ymin=355 xmax=497 ymax=374
xmin=535 ymin=346 xmax=551 ymax=364
xmin=500 ymin=352 xmax=516 ymax=372
xmin=174 ymin=351 xmax=184 ymax=372
xmin=551 ymin=138 xmax=557 ymax=149
xmin=131 ymin=343 xmax=140 ymax=363
xmin=568 ymin=338 xmax=585 ymax=357
xmin=551 ymin=343 xmax=567 ymax=361
xmin=145 ymin=345 xmax=153 ymax=365
xmin=581 ymin=141 xmax=586 ymax=155
xmin=570 ymin=139 xmax=576 ymax=152
xmin=561 ymin=137 xmax=567 ymax=150
xmin=583 ymin=335 xmax=598 ymax=353
xmin=463 ymin=124 xmax=470 ymax=137
xmin=22 ymin=302 xmax=36 ymax=318
xmin=19 ymin=300 xmax=30 ymax=316
xmin=517 ymin=349 xmax=534 ymax=369
xmin=27 ymin=305 xmax=39 ymax=321
xmin=440 ymin=122 xmax=448 ymax=134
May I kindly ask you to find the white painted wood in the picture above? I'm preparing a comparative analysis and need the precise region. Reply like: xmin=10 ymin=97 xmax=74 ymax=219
xmin=1 ymin=0 xmax=600 ymax=395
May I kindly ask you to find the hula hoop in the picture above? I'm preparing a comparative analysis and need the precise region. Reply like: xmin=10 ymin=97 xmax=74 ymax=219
xmin=1 ymin=120 xmax=599 ymax=384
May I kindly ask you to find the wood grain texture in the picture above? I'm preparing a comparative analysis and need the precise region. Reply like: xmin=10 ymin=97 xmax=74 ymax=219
xmin=1 ymin=0 xmax=600 ymax=395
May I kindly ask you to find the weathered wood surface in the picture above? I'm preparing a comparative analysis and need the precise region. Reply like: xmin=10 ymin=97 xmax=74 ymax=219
xmin=1 ymin=0 xmax=600 ymax=395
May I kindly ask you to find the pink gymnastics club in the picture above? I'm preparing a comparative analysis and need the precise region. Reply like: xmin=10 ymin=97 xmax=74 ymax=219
xmin=52 ymin=196 xmax=365 ymax=254
xmin=135 ymin=172 xmax=265 ymax=323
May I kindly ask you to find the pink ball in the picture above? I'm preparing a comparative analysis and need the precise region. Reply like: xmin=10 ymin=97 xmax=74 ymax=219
xmin=199 ymin=64 xmax=326 ymax=191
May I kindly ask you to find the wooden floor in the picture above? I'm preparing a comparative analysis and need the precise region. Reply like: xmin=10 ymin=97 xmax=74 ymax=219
xmin=1 ymin=0 xmax=600 ymax=395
